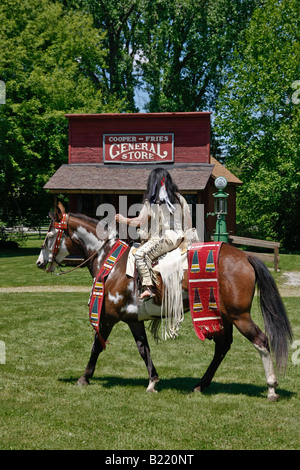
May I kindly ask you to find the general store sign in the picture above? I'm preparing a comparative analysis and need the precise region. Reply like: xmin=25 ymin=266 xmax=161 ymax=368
xmin=103 ymin=133 xmax=174 ymax=163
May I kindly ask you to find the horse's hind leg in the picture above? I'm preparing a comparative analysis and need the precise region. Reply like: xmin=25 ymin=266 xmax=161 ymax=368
xmin=127 ymin=320 xmax=159 ymax=392
xmin=233 ymin=313 xmax=279 ymax=401
xmin=194 ymin=319 xmax=233 ymax=392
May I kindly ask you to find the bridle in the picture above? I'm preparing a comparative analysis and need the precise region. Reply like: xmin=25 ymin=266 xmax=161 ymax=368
xmin=41 ymin=213 xmax=69 ymax=264
xmin=42 ymin=212 xmax=104 ymax=275
xmin=53 ymin=213 xmax=69 ymax=262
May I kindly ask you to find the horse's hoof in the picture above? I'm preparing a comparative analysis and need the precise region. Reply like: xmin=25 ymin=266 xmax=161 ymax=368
xmin=146 ymin=378 xmax=159 ymax=393
xmin=193 ymin=386 xmax=202 ymax=392
xmin=146 ymin=388 xmax=158 ymax=393
xmin=76 ymin=377 xmax=89 ymax=386
xmin=268 ymin=393 xmax=279 ymax=402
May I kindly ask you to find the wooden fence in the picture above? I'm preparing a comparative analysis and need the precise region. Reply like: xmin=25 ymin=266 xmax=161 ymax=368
xmin=228 ymin=235 xmax=280 ymax=272
xmin=3 ymin=225 xmax=49 ymax=239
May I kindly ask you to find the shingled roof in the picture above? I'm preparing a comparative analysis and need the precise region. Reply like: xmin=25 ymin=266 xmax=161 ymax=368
xmin=44 ymin=163 xmax=214 ymax=193
xmin=210 ymin=156 xmax=242 ymax=185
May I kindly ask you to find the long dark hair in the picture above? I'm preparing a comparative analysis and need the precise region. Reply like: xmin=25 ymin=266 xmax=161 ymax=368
xmin=143 ymin=168 xmax=180 ymax=205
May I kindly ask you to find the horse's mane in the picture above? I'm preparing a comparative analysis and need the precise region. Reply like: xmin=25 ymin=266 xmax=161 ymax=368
xmin=70 ymin=212 xmax=118 ymax=240
xmin=70 ymin=212 xmax=99 ymax=227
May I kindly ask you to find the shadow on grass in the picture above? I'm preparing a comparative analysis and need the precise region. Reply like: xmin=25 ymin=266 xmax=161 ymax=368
xmin=0 ymin=247 xmax=40 ymax=258
xmin=59 ymin=375 xmax=294 ymax=400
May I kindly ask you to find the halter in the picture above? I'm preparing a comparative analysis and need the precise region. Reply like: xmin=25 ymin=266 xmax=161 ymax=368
xmin=53 ymin=213 xmax=69 ymax=261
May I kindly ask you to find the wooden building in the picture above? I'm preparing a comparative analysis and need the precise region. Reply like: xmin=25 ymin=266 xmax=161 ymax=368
xmin=44 ymin=112 xmax=242 ymax=240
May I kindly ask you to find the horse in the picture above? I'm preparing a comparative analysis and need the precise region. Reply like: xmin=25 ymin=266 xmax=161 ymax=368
xmin=36 ymin=204 xmax=292 ymax=400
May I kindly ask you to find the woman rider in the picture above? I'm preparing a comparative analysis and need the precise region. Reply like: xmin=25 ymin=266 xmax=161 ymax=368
xmin=115 ymin=168 xmax=191 ymax=300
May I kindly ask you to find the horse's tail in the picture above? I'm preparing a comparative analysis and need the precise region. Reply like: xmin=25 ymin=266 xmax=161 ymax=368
xmin=247 ymin=255 xmax=293 ymax=372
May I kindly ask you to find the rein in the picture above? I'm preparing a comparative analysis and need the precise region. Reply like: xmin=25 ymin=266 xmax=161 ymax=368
xmin=51 ymin=245 xmax=103 ymax=276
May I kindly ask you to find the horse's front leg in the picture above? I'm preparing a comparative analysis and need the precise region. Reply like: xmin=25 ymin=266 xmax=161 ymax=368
xmin=127 ymin=320 xmax=159 ymax=392
xmin=77 ymin=316 xmax=114 ymax=386
xmin=77 ymin=333 xmax=104 ymax=385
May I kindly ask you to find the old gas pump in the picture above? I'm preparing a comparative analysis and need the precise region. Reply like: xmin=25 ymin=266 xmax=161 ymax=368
xmin=207 ymin=176 xmax=229 ymax=242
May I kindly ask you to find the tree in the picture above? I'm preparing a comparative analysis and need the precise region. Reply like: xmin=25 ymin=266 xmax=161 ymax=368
xmin=139 ymin=0 xmax=260 ymax=112
xmin=0 ymin=0 xmax=123 ymax=225
xmin=62 ymin=0 xmax=260 ymax=113
xmin=215 ymin=0 xmax=300 ymax=250
xmin=62 ymin=0 xmax=147 ymax=112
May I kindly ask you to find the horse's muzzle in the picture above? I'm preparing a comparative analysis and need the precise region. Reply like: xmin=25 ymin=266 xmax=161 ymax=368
xmin=36 ymin=260 xmax=47 ymax=270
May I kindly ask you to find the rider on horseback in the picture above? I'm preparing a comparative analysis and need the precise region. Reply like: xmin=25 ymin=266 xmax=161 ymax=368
xmin=116 ymin=168 xmax=191 ymax=300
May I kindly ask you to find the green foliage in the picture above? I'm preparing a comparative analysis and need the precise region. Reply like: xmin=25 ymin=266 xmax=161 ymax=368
xmin=215 ymin=0 xmax=300 ymax=249
xmin=63 ymin=0 xmax=147 ymax=112
xmin=139 ymin=0 xmax=260 ymax=112
xmin=0 ymin=222 xmax=23 ymax=248
xmin=61 ymin=0 xmax=260 ymax=112
xmin=0 ymin=0 xmax=123 ymax=225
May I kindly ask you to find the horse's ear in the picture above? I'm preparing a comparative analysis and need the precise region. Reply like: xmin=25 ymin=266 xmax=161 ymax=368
xmin=54 ymin=206 xmax=61 ymax=222
xmin=55 ymin=202 xmax=65 ymax=221
xmin=58 ymin=201 xmax=65 ymax=214
xmin=49 ymin=211 xmax=55 ymax=221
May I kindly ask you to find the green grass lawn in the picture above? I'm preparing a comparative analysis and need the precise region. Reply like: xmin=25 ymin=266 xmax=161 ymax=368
xmin=0 ymin=293 xmax=299 ymax=450
xmin=0 ymin=236 xmax=91 ymax=288
xmin=0 ymin=238 xmax=299 ymax=450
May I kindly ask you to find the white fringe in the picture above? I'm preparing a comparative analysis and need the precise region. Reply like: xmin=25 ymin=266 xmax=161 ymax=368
xmin=158 ymin=248 xmax=184 ymax=340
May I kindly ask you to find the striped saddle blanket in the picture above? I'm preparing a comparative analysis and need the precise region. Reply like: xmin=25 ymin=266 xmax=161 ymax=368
xmin=187 ymin=242 xmax=224 ymax=341
xmin=89 ymin=239 xmax=129 ymax=348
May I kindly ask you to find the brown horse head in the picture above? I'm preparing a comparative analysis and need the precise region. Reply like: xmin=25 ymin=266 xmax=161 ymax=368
xmin=36 ymin=205 xmax=115 ymax=274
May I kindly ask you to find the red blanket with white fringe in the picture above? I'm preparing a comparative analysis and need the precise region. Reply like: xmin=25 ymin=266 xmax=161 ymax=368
xmin=188 ymin=242 xmax=224 ymax=341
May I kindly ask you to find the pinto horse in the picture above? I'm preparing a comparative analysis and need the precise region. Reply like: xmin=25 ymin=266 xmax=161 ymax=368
xmin=36 ymin=205 xmax=292 ymax=400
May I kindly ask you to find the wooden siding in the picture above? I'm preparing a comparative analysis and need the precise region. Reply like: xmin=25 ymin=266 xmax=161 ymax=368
xmin=67 ymin=112 xmax=211 ymax=165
